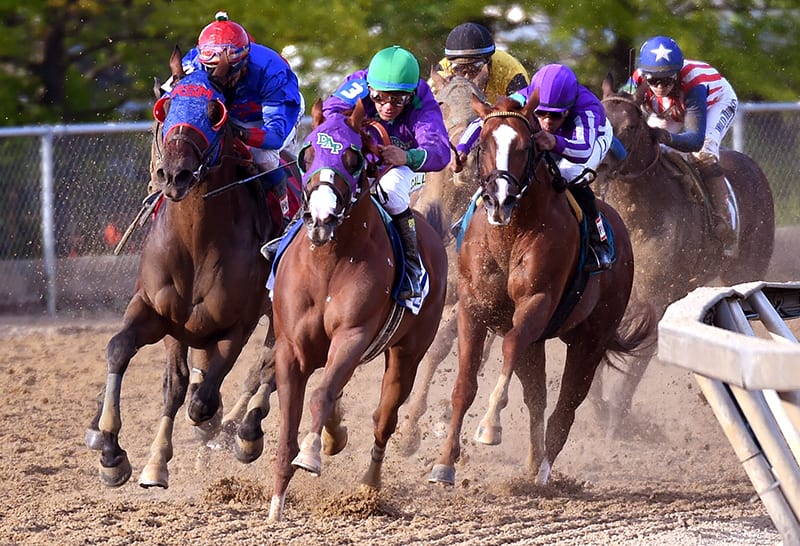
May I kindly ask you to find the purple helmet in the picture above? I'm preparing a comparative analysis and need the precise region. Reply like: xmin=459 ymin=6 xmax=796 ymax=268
xmin=637 ymin=36 xmax=684 ymax=77
xmin=533 ymin=64 xmax=578 ymax=113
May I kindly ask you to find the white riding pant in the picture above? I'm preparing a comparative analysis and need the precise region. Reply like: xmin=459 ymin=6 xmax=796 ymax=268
xmin=559 ymin=118 xmax=614 ymax=184
xmin=375 ymin=166 xmax=425 ymax=216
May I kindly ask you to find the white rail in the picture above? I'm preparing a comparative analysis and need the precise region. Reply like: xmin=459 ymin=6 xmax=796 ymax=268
xmin=659 ymin=281 xmax=800 ymax=545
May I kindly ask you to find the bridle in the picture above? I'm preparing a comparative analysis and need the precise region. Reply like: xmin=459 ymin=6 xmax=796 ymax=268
xmin=479 ymin=110 xmax=545 ymax=203
xmin=601 ymin=95 xmax=662 ymax=180
xmin=163 ymin=122 xmax=226 ymax=185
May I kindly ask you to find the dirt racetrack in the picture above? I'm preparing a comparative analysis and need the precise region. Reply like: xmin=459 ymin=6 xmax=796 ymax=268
xmin=1 ymin=226 xmax=798 ymax=545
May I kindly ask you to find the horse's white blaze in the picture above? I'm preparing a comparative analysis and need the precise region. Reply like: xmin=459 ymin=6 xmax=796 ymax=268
xmin=492 ymin=124 xmax=517 ymax=205
xmin=307 ymin=168 xmax=338 ymax=221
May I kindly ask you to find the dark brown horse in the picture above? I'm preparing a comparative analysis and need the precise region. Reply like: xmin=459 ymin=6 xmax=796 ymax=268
xmin=261 ymin=100 xmax=447 ymax=521
xmin=428 ymin=95 xmax=655 ymax=486
xmin=84 ymin=48 xmax=278 ymax=488
xmin=593 ymin=76 xmax=775 ymax=434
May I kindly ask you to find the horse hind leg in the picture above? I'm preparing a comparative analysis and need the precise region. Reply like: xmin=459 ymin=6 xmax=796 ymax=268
xmin=139 ymin=337 xmax=189 ymax=489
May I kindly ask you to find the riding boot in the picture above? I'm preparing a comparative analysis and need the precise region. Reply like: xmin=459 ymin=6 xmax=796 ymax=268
xmin=260 ymin=208 xmax=302 ymax=262
xmin=392 ymin=208 xmax=423 ymax=300
xmin=697 ymin=160 xmax=735 ymax=248
xmin=571 ymin=185 xmax=612 ymax=272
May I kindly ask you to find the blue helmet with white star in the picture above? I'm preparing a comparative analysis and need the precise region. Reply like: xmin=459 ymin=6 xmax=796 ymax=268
xmin=637 ymin=36 xmax=684 ymax=77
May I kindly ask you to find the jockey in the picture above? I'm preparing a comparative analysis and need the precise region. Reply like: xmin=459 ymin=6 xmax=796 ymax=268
xmin=622 ymin=35 xmax=738 ymax=248
xmin=323 ymin=45 xmax=450 ymax=299
xmin=454 ymin=63 xmax=615 ymax=272
xmin=181 ymin=11 xmax=305 ymax=219
xmin=432 ymin=22 xmax=529 ymax=105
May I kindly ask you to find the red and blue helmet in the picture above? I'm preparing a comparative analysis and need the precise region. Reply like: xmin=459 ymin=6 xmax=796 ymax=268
xmin=637 ymin=36 xmax=684 ymax=77
xmin=533 ymin=64 xmax=578 ymax=113
xmin=197 ymin=11 xmax=251 ymax=70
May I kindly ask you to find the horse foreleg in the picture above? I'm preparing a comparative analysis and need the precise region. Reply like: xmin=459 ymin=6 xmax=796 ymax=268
xmin=139 ymin=337 xmax=188 ymax=489
xmin=321 ymin=391 xmax=348 ymax=456
xmin=97 ymin=329 xmax=138 ymax=487
xmin=429 ymin=314 xmax=486 ymax=485
xmin=512 ymin=342 xmax=547 ymax=480
xmin=397 ymin=306 xmax=457 ymax=456
xmin=235 ymin=350 xmax=276 ymax=463
xmin=542 ymin=341 xmax=606 ymax=485
xmin=269 ymin=345 xmax=306 ymax=523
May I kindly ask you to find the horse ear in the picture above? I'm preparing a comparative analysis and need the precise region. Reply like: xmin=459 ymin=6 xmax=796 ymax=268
xmin=602 ymin=73 xmax=614 ymax=98
xmin=153 ymin=96 xmax=169 ymax=123
xmin=471 ymin=93 xmax=491 ymax=118
xmin=210 ymin=100 xmax=228 ymax=131
xmin=633 ymin=82 xmax=647 ymax=106
xmin=350 ymin=99 xmax=365 ymax=129
xmin=521 ymin=87 xmax=539 ymax=119
xmin=429 ymin=65 xmax=447 ymax=95
xmin=311 ymin=98 xmax=325 ymax=128
xmin=169 ymin=45 xmax=184 ymax=79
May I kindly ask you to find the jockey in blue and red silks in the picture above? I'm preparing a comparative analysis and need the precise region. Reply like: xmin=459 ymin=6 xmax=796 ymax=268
xmin=180 ymin=11 xmax=305 ymax=220
xmin=622 ymin=35 xmax=739 ymax=249
xmin=323 ymin=45 xmax=451 ymax=299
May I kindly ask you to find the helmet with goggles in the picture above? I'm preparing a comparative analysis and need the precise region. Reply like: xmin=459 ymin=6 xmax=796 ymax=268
xmin=366 ymin=46 xmax=420 ymax=93
xmin=444 ymin=22 xmax=495 ymax=60
xmin=637 ymin=35 xmax=684 ymax=78
xmin=197 ymin=11 xmax=251 ymax=70
xmin=533 ymin=64 xmax=578 ymax=114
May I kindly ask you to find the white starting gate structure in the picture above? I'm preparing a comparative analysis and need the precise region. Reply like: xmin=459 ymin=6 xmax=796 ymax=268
xmin=659 ymin=281 xmax=800 ymax=545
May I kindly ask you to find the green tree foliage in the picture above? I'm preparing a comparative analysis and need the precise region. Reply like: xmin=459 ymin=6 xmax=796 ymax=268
xmin=1 ymin=0 xmax=797 ymax=125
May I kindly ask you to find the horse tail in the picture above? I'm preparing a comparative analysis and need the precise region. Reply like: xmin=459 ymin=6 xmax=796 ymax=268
xmin=602 ymin=300 xmax=659 ymax=370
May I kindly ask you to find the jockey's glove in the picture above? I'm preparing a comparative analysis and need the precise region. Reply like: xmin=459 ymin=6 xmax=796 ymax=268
xmin=649 ymin=127 xmax=672 ymax=145
xmin=231 ymin=123 xmax=250 ymax=144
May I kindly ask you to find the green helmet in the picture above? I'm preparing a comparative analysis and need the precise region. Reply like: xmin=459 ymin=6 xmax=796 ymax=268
xmin=366 ymin=46 xmax=420 ymax=92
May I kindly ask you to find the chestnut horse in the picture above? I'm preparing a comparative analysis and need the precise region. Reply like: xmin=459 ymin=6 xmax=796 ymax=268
xmin=84 ymin=49 xmax=279 ymax=488
xmin=428 ymin=95 xmax=655 ymax=486
xmin=261 ymin=100 xmax=447 ymax=521
xmin=593 ymin=76 xmax=775 ymax=434
xmin=397 ymin=73 xmax=499 ymax=454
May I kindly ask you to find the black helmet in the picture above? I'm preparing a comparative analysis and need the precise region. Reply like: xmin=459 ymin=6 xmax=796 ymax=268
xmin=444 ymin=22 xmax=495 ymax=60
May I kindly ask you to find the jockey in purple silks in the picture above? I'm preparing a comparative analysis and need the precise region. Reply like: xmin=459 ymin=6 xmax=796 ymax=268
xmin=455 ymin=63 xmax=615 ymax=272
xmin=180 ymin=11 xmax=304 ymax=219
xmin=323 ymin=45 xmax=451 ymax=299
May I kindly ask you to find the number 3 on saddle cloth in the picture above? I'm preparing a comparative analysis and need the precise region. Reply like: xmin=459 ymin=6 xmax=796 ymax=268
xmin=452 ymin=190 xmax=616 ymax=340
xmin=265 ymin=198 xmax=431 ymax=315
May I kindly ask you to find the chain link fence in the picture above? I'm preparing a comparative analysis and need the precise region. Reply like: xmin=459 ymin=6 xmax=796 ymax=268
xmin=0 ymin=104 xmax=798 ymax=314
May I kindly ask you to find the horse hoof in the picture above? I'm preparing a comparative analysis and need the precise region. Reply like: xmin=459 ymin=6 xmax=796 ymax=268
xmin=322 ymin=426 xmax=348 ymax=456
xmin=395 ymin=426 xmax=421 ymax=457
xmin=138 ymin=462 xmax=169 ymax=489
xmin=475 ymin=424 xmax=502 ymax=445
xmin=190 ymin=408 xmax=223 ymax=442
xmin=99 ymin=455 xmax=132 ymax=488
xmin=427 ymin=464 xmax=455 ymax=485
xmin=292 ymin=450 xmax=322 ymax=476
xmin=84 ymin=428 xmax=103 ymax=451
xmin=234 ymin=435 xmax=263 ymax=464
xmin=535 ymin=459 xmax=552 ymax=486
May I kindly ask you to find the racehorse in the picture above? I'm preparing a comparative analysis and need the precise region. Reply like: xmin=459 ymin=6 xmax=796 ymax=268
xmin=84 ymin=47 xmax=279 ymax=488
xmin=593 ymin=75 xmax=775 ymax=434
xmin=261 ymin=99 xmax=448 ymax=521
xmin=428 ymin=94 xmax=655 ymax=486
xmin=396 ymin=72 xmax=498 ymax=454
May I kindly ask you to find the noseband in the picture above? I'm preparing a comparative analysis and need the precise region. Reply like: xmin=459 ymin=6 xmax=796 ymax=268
xmin=164 ymin=124 xmax=225 ymax=185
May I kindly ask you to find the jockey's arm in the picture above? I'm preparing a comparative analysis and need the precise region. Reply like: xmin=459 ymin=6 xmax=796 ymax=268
xmin=664 ymin=85 xmax=707 ymax=153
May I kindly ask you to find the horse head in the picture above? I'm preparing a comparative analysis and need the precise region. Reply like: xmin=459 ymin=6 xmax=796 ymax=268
xmin=599 ymin=75 xmax=661 ymax=179
xmin=473 ymin=94 xmax=540 ymax=225
xmin=152 ymin=68 xmax=229 ymax=201
xmin=297 ymin=98 xmax=368 ymax=246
